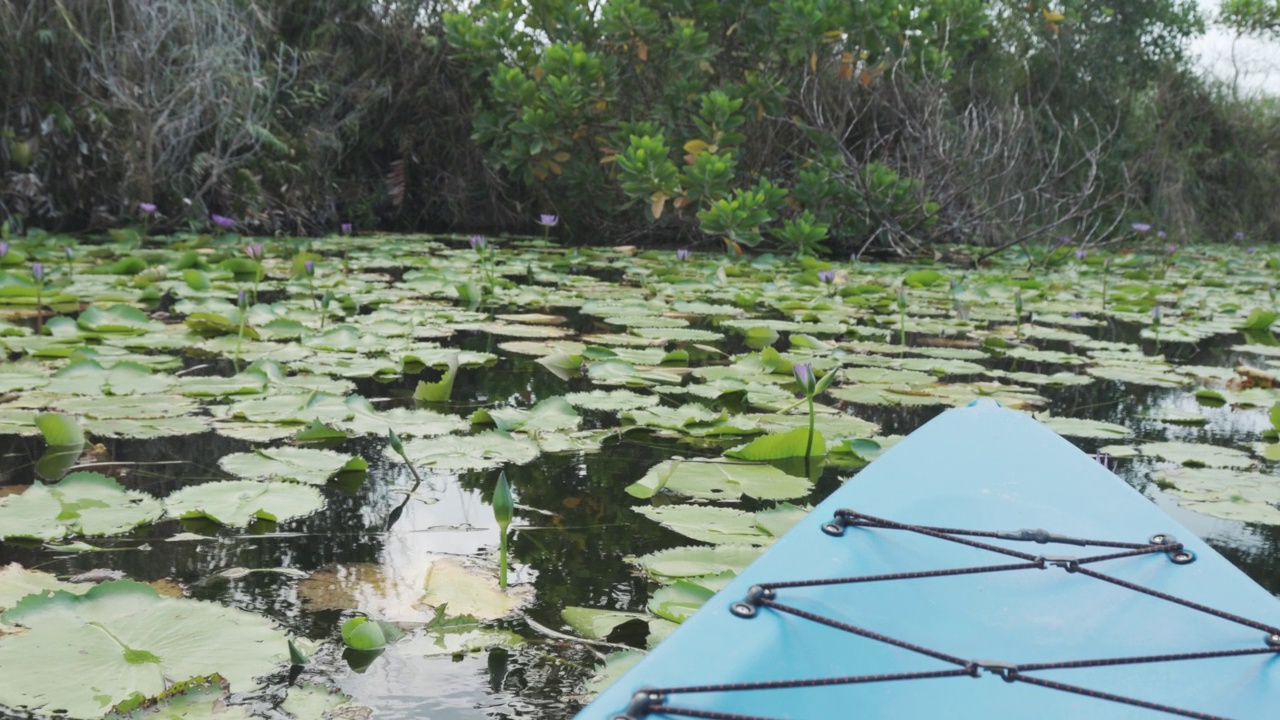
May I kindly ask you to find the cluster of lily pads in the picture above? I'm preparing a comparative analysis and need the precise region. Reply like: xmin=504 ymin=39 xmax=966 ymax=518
xmin=1 ymin=230 xmax=1279 ymax=717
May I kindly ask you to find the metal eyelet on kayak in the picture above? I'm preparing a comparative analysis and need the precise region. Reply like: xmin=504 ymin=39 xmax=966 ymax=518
xmin=730 ymin=585 xmax=776 ymax=618
xmin=612 ymin=688 xmax=663 ymax=720
xmin=821 ymin=509 xmax=856 ymax=536
xmin=1266 ymin=633 xmax=1280 ymax=648
xmin=1151 ymin=533 xmax=1196 ymax=564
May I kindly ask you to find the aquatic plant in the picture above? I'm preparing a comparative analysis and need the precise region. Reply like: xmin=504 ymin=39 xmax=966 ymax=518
xmin=493 ymin=470 xmax=514 ymax=589
xmin=1101 ymin=258 xmax=1111 ymax=311
xmin=302 ymin=259 xmax=318 ymax=310
xmin=1151 ymin=305 xmax=1162 ymax=352
xmin=471 ymin=234 xmax=496 ymax=291
xmin=817 ymin=270 xmax=836 ymax=295
xmin=1132 ymin=222 xmax=1151 ymax=233
xmin=211 ymin=213 xmax=236 ymax=230
xmin=244 ymin=243 xmax=265 ymax=302
xmin=676 ymin=248 xmax=691 ymax=262
xmin=1014 ymin=289 xmax=1024 ymax=338
xmin=896 ymin=286 xmax=908 ymax=346
xmin=537 ymin=213 xmax=558 ymax=241
xmin=341 ymin=222 xmax=353 ymax=235
xmin=31 ymin=262 xmax=44 ymax=333
xmin=792 ymin=363 xmax=835 ymax=461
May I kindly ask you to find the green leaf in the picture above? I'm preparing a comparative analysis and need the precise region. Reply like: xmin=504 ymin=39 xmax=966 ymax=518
xmin=561 ymin=607 xmax=651 ymax=640
xmin=163 ymin=480 xmax=325 ymax=528
xmin=0 ymin=473 xmax=162 ymax=541
xmin=649 ymin=580 xmax=715 ymax=623
xmin=341 ymin=617 xmax=397 ymax=651
xmin=1153 ymin=467 xmax=1280 ymax=525
xmin=35 ymin=411 xmax=84 ymax=446
xmin=634 ymin=544 xmax=764 ymax=580
xmin=903 ymin=270 xmax=944 ymax=287
xmin=413 ymin=353 xmax=459 ymax=402
xmin=219 ymin=447 xmax=367 ymax=485
xmin=634 ymin=505 xmax=773 ymax=545
xmin=390 ymin=431 xmax=539 ymax=471
xmin=0 ymin=581 xmax=286 ymax=718
xmin=104 ymin=674 xmax=256 ymax=720
xmin=627 ymin=458 xmax=812 ymax=500
xmin=1237 ymin=308 xmax=1279 ymax=331
xmin=1131 ymin=441 xmax=1254 ymax=469
xmin=726 ymin=427 xmax=826 ymax=460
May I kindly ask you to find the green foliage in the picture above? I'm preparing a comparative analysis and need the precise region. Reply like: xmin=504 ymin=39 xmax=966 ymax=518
xmin=443 ymin=0 xmax=990 ymax=253
xmin=1222 ymin=0 xmax=1280 ymax=35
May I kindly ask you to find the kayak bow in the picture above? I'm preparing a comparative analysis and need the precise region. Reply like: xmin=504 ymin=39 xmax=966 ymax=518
xmin=577 ymin=400 xmax=1280 ymax=720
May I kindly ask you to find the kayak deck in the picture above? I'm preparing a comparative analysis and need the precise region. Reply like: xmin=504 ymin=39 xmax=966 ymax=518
xmin=577 ymin=400 xmax=1280 ymax=720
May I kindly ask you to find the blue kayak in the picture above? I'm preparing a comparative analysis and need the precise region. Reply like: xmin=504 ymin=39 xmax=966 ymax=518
xmin=577 ymin=400 xmax=1280 ymax=720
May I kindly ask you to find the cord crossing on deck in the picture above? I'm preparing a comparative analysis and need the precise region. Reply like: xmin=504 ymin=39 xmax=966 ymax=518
xmin=612 ymin=509 xmax=1280 ymax=720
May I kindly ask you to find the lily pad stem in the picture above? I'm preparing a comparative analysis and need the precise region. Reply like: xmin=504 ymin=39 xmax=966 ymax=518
xmin=805 ymin=394 xmax=816 ymax=460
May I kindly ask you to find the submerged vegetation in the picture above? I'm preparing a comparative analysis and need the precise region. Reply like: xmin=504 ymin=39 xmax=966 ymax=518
xmin=0 ymin=231 xmax=1279 ymax=716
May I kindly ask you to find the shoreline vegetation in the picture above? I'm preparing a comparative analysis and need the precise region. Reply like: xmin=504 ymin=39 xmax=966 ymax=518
xmin=1 ymin=1 xmax=1278 ymax=258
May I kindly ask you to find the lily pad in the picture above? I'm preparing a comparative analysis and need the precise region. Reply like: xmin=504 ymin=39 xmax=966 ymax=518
xmin=218 ymin=448 xmax=367 ymax=485
xmin=1152 ymin=467 xmax=1280 ymax=525
xmin=633 ymin=544 xmax=764 ymax=580
xmin=634 ymin=505 xmax=774 ymax=545
xmin=163 ymin=480 xmax=325 ymax=528
xmin=417 ymin=556 xmax=533 ymax=621
xmin=1035 ymin=415 xmax=1133 ymax=439
xmin=103 ymin=674 xmax=256 ymax=720
xmin=561 ymin=607 xmax=652 ymax=640
xmin=627 ymin=458 xmax=812 ymax=500
xmin=564 ymin=389 xmax=661 ymax=412
xmin=0 ymin=473 xmax=162 ymax=541
xmin=1132 ymin=441 xmax=1254 ymax=469
xmin=393 ymin=431 xmax=540 ymax=471
xmin=0 ymin=581 xmax=287 ymax=719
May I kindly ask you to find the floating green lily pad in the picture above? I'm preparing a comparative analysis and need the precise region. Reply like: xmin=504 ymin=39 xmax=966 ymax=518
xmin=633 ymin=544 xmax=764 ymax=580
xmin=163 ymin=480 xmax=325 ymax=528
xmin=1152 ymin=467 xmax=1280 ymax=525
xmin=0 ymin=581 xmax=287 ymax=719
xmin=219 ymin=447 xmax=367 ymax=485
xmin=627 ymin=458 xmax=812 ymax=501
xmin=0 ymin=473 xmax=162 ymax=541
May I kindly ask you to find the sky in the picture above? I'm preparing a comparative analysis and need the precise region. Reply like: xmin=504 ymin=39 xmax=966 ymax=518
xmin=1191 ymin=0 xmax=1280 ymax=96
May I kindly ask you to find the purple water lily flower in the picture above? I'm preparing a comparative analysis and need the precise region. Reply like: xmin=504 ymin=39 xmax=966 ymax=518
xmin=1248 ymin=246 xmax=1258 ymax=254
xmin=817 ymin=270 xmax=836 ymax=284
xmin=63 ymin=246 xmax=73 ymax=259
xmin=31 ymin=263 xmax=43 ymax=282
xmin=0 ymin=241 xmax=8 ymax=258
xmin=211 ymin=214 xmax=236 ymax=229
xmin=537 ymin=214 xmax=559 ymax=227
xmin=1166 ymin=244 xmax=1177 ymax=254
xmin=1152 ymin=306 xmax=1162 ymax=323
xmin=1157 ymin=230 xmax=1168 ymax=239
xmin=244 ymin=244 xmax=265 ymax=261
xmin=304 ymin=260 xmax=315 ymax=276
xmin=792 ymin=362 xmax=815 ymax=393
xmin=237 ymin=289 xmax=247 ymax=307
xmin=341 ymin=222 xmax=353 ymax=234
xmin=1131 ymin=223 xmax=1151 ymax=233
xmin=1074 ymin=249 xmax=1087 ymax=260
xmin=1235 ymin=231 xmax=1246 ymax=241
xmin=139 ymin=202 xmax=157 ymax=214
xmin=470 ymin=234 xmax=487 ymax=251
xmin=676 ymin=248 xmax=691 ymax=261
